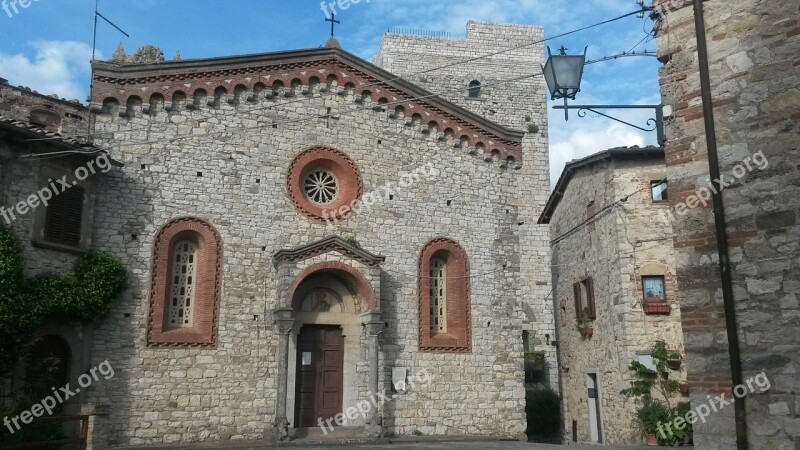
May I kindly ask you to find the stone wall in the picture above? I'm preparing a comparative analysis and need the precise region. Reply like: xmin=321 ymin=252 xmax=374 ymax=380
xmin=654 ymin=0 xmax=800 ymax=448
xmin=373 ymin=20 xmax=557 ymax=392
xmin=0 ymin=80 xmax=88 ymax=137
xmin=548 ymin=153 xmax=685 ymax=445
xmin=84 ymin=44 xmax=550 ymax=445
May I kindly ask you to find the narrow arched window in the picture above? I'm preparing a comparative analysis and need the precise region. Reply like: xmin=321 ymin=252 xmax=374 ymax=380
xmin=148 ymin=218 xmax=223 ymax=347
xmin=419 ymin=238 xmax=470 ymax=352
xmin=468 ymin=80 xmax=481 ymax=98
xmin=168 ymin=240 xmax=198 ymax=328
xmin=429 ymin=257 xmax=447 ymax=334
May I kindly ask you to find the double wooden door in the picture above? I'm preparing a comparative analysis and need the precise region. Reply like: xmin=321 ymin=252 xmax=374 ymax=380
xmin=294 ymin=326 xmax=344 ymax=427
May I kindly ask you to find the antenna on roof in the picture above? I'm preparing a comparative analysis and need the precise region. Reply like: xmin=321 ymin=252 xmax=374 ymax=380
xmin=88 ymin=0 xmax=130 ymax=139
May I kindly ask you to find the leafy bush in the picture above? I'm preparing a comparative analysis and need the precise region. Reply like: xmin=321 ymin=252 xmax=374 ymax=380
xmin=0 ymin=402 xmax=63 ymax=444
xmin=525 ymin=387 xmax=561 ymax=440
xmin=0 ymin=226 xmax=126 ymax=375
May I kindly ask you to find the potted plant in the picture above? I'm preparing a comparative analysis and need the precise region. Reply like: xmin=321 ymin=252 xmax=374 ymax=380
xmin=643 ymin=290 xmax=671 ymax=314
xmin=679 ymin=382 xmax=690 ymax=396
xmin=577 ymin=321 xmax=593 ymax=338
xmin=524 ymin=351 xmax=546 ymax=372
xmin=622 ymin=340 xmax=685 ymax=446
xmin=666 ymin=355 xmax=682 ymax=370
xmin=634 ymin=397 xmax=670 ymax=446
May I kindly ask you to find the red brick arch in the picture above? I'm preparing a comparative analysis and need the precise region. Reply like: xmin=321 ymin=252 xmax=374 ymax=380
xmin=418 ymin=238 xmax=471 ymax=352
xmin=286 ymin=261 xmax=377 ymax=312
xmin=147 ymin=217 xmax=223 ymax=347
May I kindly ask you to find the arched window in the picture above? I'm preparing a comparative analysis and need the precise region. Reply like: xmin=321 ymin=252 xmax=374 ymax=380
xmin=429 ymin=257 xmax=447 ymax=334
xmin=468 ymin=80 xmax=481 ymax=98
xmin=419 ymin=238 xmax=470 ymax=352
xmin=148 ymin=218 xmax=223 ymax=347
xmin=168 ymin=240 xmax=198 ymax=328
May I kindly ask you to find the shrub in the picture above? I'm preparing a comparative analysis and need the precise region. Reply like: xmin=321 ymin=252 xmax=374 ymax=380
xmin=525 ymin=387 xmax=561 ymax=440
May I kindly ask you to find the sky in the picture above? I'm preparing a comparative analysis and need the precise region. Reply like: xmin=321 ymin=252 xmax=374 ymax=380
xmin=0 ymin=0 xmax=661 ymax=188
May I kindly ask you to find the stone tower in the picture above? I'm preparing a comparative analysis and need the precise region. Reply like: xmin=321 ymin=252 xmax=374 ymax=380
xmin=374 ymin=21 xmax=557 ymax=392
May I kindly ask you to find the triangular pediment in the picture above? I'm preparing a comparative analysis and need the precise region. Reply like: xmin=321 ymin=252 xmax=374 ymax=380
xmin=91 ymin=47 xmax=525 ymax=163
xmin=273 ymin=236 xmax=385 ymax=267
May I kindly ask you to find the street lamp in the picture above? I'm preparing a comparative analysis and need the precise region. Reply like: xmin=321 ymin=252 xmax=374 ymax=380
xmin=543 ymin=45 xmax=587 ymax=121
xmin=543 ymin=45 xmax=666 ymax=146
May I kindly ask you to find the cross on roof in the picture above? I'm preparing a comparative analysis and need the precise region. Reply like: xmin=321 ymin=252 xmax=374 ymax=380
xmin=325 ymin=13 xmax=341 ymax=37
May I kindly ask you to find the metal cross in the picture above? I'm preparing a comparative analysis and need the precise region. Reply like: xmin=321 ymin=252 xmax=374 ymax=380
xmin=325 ymin=13 xmax=341 ymax=37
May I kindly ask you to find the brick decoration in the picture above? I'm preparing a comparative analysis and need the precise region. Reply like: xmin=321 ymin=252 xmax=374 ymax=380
xmin=147 ymin=217 xmax=223 ymax=347
xmin=90 ymin=50 xmax=524 ymax=162
xmin=286 ymin=146 xmax=363 ymax=223
xmin=418 ymin=238 xmax=471 ymax=352
xmin=285 ymin=261 xmax=377 ymax=312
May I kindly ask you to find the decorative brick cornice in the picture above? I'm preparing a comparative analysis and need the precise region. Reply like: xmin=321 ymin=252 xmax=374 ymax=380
xmin=273 ymin=236 xmax=385 ymax=267
xmin=147 ymin=217 xmax=223 ymax=347
xmin=418 ymin=237 xmax=471 ymax=353
xmin=91 ymin=47 xmax=525 ymax=163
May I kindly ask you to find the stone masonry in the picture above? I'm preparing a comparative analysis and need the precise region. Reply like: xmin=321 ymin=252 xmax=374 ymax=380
xmin=72 ymin=22 xmax=553 ymax=446
xmin=540 ymin=147 xmax=686 ymax=445
xmin=374 ymin=20 xmax=557 ymax=392
xmin=654 ymin=0 xmax=800 ymax=448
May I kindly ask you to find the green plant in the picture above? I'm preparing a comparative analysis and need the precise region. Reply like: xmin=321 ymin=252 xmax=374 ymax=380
xmin=633 ymin=397 xmax=670 ymax=436
xmin=524 ymin=350 xmax=545 ymax=361
xmin=0 ymin=226 xmax=126 ymax=375
xmin=621 ymin=340 xmax=686 ymax=445
xmin=411 ymin=429 xmax=423 ymax=436
xmin=525 ymin=387 xmax=561 ymax=441
xmin=524 ymin=114 xmax=532 ymax=122
xmin=527 ymin=123 xmax=540 ymax=134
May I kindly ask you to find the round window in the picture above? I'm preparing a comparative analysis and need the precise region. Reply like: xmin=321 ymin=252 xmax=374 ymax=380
xmin=287 ymin=147 xmax=363 ymax=223
xmin=303 ymin=169 xmax=338 ymax=205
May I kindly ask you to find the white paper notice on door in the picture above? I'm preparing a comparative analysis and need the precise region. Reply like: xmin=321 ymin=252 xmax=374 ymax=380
xmin=302 ymin=352 xmax=312 ymax=366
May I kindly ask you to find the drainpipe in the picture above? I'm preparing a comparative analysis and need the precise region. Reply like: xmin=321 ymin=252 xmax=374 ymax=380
xmin=692 ymin=0 xmax=747 ymax=448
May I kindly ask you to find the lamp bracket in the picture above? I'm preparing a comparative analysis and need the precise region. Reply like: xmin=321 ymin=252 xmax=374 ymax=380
xmin=552 ymin=104 xmax=666 ymax=146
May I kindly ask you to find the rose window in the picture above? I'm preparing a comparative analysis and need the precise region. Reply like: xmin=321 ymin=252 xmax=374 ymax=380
xmin=303 ymin=170 xmax=338 ymax=204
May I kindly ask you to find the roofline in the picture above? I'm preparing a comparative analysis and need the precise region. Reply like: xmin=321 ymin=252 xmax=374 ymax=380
xmin=537 ymin=146 xmax=664 ymax=225
xmin=0 ymin=121 xmax=123 ymax=167
xmin=91 ymin=47 xmax=526 ymax=145
xmin=0 ymin=78 xmax=88 ymax=110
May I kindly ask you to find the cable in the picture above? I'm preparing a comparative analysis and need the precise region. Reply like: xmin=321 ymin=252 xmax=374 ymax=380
xmin=25 ymin=7 xmax=651 ymax=144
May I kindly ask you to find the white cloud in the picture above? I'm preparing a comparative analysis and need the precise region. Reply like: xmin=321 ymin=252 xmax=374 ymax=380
xmin=0 ymin=41 xmax=96 ymax=102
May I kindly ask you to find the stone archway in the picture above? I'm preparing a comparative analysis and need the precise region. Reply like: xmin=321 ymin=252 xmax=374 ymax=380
xmin=271 ymin=237 xmax=385 ymax=441
xmin=286 ymin=269 xmax=367 ymax=429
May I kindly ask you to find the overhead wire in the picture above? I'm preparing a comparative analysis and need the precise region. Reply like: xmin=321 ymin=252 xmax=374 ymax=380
xmin=24 ymin=7 xmax=652 ymax=144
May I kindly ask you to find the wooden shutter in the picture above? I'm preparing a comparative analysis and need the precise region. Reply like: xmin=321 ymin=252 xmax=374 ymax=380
xmin=44 ymin=186 xmax=84 ymax=247
xmin=573 ymin=282 xmax=582 ymax=322
xmin=586 ymin=277 xmax=596 ymax=320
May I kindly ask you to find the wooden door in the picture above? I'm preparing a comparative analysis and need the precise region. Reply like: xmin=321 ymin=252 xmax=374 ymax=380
xmin=295 ymin=326 xmax=344 ymax=427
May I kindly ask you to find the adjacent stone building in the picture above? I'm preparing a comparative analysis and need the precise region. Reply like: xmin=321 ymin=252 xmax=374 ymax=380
xmin=0 ymin=78 xmax=119 ymax=438
xmin=0 ymin=21 xmax=555 ymax=446
xmin=538 ymin=146 xmax=686 ymax=445
xmin=653 ymin=0 xmax=799 ymax=448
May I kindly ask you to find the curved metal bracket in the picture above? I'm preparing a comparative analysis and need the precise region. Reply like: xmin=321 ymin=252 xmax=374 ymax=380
xmin=553 ymin=104 xmax=665 ymax=146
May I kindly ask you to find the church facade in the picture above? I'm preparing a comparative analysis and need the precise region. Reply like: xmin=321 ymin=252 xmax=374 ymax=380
xmin=7 ymin=21 xmax=554 ymax=446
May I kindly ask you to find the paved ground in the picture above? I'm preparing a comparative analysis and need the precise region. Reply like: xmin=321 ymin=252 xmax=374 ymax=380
xmin=271 ymin=441 xmax=659 ymax=450
xmin=129 ymin=438 xmax=664 ymax=450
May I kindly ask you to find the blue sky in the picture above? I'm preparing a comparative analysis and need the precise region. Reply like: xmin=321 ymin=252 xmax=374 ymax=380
xmin=0 ymin=0 xmax=661 ymax=186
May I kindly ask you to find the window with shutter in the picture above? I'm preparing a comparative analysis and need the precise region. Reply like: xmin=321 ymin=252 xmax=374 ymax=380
xmin=585 ymin=277 xmax=596 ymax=320
xmin=44 ymin=186 xmax=84 ymax=247
xmin=575 ymin=278 xmax=597 ymax=321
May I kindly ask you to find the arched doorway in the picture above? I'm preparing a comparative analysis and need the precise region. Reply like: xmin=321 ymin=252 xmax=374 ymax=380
xmin=24 ymin=335 xmax=71 ymax=403
xmin=286 ymin=267 xmax=374 ymax=430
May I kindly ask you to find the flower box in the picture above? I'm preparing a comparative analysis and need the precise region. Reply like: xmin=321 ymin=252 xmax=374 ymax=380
xmin=643 ymin=302 xmax=671 ymax=314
